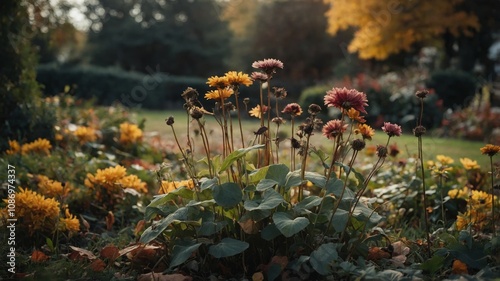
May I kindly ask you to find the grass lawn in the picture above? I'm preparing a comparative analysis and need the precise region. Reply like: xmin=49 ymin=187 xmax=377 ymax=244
xmin=135 ymin=109 xmax=491 ymax=169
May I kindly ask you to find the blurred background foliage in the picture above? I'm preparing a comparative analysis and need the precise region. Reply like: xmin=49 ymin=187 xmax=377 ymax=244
xmin=2 ymin=0 xmax=500 ymax=149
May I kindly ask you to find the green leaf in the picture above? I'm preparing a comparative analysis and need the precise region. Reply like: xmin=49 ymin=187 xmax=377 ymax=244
xmin=304 ymin=172 xmax=327 ymax=188
xmin=352 ymin=203 xmax=383 ymax=225
xmin=272 ymin=212 xmax=309 ymax=238
xmin=261 ymin=223 xmax=281 ymax=241
xmin=256 ymin=179 xmax=279 ymax=191
xmin=265 ymin=164 xmax=290 ymax=186
xmin=294 ymin=196 xmax=322 ymax=214
xmin=420 ymin=255 xmax=445 ymax=274
xmin=213 ymin=182 xmax=243 ymax=208
xmin=219 ymin=144 xmax=264 ymax=173
xmin=169 ymin=242 xmax=202 ymax=269
xmin=208 ymin=238 xmax=249 ymax=258
xmin=200 ymin=177 xmax=218 ymax=191
xmin=332 ymin=209 xmax=349 ymax=232
xmin=198 ymin=221 xmax=227 ymax=236
xmin=244 ymin=189 xmax=285 ymax=211
xmin=338 ymin=164 xmax=365 ymax=189
xmin=267 ymin=263 xmax=282 ymax=281
xmin=310 ymin=243 xmax=338 ymax=275
xmin=325 ymin=179 xmax=353 ymax=200
xmin=140 ymin=207 xmax=189 ymax=244
xmin=284 ymin=170 xmax=304 ymax=191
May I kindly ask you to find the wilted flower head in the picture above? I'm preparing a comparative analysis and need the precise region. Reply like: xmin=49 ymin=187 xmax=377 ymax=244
xmin=251 ymin=72 xmax=269 ymax=82
xmin=273 ymin=87 xmax=288 ymax=99
xmin=252 ymin=58 xmax=284 ymax=75
xmin=308 ymin=104 xmax=322 ymax=115
xmin=272 ymin=117 xmax=285 ymax=125
xmin=189 ymin=106 xmax=204 ymax=120
xmin=181 ymin=87 xmax=199 ymax=102
xmin=205 ymin=88 xmax=234 ymax=101
xmin=389 ymin=143 xmax=400 ymax=157
xmin=206 ymin=76 xmax=229 ymax=89
xmin=381 ymin=122 xmax=402 ymax=137
xmin=355 ymin=124 xmax=375 ymax=140
xmin=249 ymin=104 xmax=268 ymax=119
xmin=166 ymin=116 xmax=175 ymax=126
xmin=415 ymin=89 xmax=429 ymax=99
xmin=480 ymin=144 xmax=500 ymax=157
xmin=351 ymin=139 xmax=366 ymax=151
xmin=322 ymin=120 xmax=347 ymax=140
xmin=224 ymin=71 xmax=253 ymax=87
xmin=413 ymin=125 xmax=426 ymax=137
xmin=282 ymin=103 xmax=303 ymax=117
xmin=376 ymin=145 xmax=388 ymax=158
xmin=324 ymin=87 xmax=368 ymax=114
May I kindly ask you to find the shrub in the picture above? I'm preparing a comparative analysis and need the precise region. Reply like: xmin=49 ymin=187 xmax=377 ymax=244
xmin=299 ymin=84 xmax=330 ymax=115
xmin=426 ymin=69 xmax=477 ymax=108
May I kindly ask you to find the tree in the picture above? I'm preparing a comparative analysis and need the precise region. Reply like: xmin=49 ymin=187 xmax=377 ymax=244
xmin=85 ymin=0 xmax=231 ymax=76
xmin=323 ymin=0 xmax=480 ymax=61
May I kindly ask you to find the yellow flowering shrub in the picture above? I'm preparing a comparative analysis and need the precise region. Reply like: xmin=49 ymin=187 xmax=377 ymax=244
xmin=74 ymin=126 xmax=97 ymax=144
xmin=6 ymin=140 xmax=21 ymax=155
xmin=119 ymin=122 xmax=143 ymax=145
xmin=159 ymin=179 xmax=195 ymax=194
xmin=36 ymin=175 xmax=69 ymax=198
xmin=57 ymin=208 xmax=80 ymax=235
xmin=452 ymin=187 xmax=498 ymax=231
xmin=4 ymin=138 xmax=52 ymax=155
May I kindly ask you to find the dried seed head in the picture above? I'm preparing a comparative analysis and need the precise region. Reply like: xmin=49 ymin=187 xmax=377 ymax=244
xmin=376 ymin=145 xmax=388 ymax=158
xmin=291 ymin=137 xmax=301 ymax=149
xmin=351 ymin=139 xmax=366 ymax=151
xmin=415 ymin=90 xmax=429 ymax=99
xmin=181 ymin=87 xmax=199 ymax=102
xmin=189 ymin=107 xmax=204 ymax=120
xmin=165 ymin=116 xmax=175 ymax=126
xmin=413 ymin=125 xmax=426 ymax=137
xmin=272 ymin=117 xmax=285 ymax=125
xmin=254 ymin=126 xmax=268 ymax=135
xmin=308 ymin=104 xmax=322 ymax=115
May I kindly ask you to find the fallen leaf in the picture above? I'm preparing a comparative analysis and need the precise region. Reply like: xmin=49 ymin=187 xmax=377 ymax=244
xmin=68 ymin=246 xmax=97 ymax=261
xmin=367 ymin=247 xmax=391 ymax=261
xmin=80 ymin=215 xmax=90 ymax=232
xmin=100 ymin=245 xmax=120 ymax=260
xmin=106 ymin=211 xmax=115 ymax=231
xmin=137 ymin=273 xmax=193 ymax=281
xmin=31 ymin=250 xmax=49 ymax=263
xmin=135 ymin=220 xmax=146 ymax=236
xmin=252 ymin=272 xmax=264 ymax=281
xmin=89 ymin=258 xmax=106 ymax=272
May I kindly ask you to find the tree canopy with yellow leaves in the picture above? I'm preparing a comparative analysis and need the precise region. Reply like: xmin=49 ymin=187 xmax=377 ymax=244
xmin=324 ymin=0 xmax=480 ymax=60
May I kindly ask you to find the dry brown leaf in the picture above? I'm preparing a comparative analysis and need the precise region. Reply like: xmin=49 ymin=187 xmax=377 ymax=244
xmin=89 ymin=258 xmax=106 ymax=272
xmin=100 ymin=245 xmax=120 ymax=260
xmin=135 ymin=220 xmax=146 ymax=236
xmin=106 ymin=211 xmax=115 ymax=231
xmin=367 ymin=247 xmax=391 ymax=261
xmin=137 ymin=273 xmax=193 ymax=281
xmin=238 ymin=218 xmax=259 ymax=234
xmin=68 ymin=246 xmax=97 ymax=261
xmin=31 ymin=250 xmax=49 ymax=263
xmin=118 ymin=244 xmax=143 ymax=257
xmin=252 ymin=272 xmax=264 ymax=281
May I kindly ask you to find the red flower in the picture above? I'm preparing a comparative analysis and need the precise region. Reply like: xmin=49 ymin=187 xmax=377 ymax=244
xmin=252 ymin=58 xmax=284 ymax=75
xmin=322 ymin=120 xmax=347 ymax=140
xmin=324 ymin=87 xmax=368 ymax=114
xmin=382 ymin=122 xmax=402 ymax=137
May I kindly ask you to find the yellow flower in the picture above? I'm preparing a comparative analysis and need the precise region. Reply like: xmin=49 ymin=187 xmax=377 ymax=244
xmin=436 ymin=155 xmax=454 ymax=165
xmin=460 ymin=158 xmax=480 ymax=170
xmin=8 ymin=188 xmax=60 ymax=235
xmin=206 ymin=76 xmax=229 ymax=88
xmin=37 ymin=175 xmax=68 ymax=198
xmin=249 ymin=104 xmax=267 ymax=119
xmin=21 ymin=138 xmax=52 ymax=155
xmin=224 ymin=71 xmax=253 ymax=87
xmin=159 ymin=179 xmax=195 ymax=194
xmin=119 ymin=122 xmax=143 ymax=145
xmin=6 ymin=140 xmax=21 ymax=155
xmin=204 ymin=88 xmax=234 ymax=101
xmin=426 ymin=160 xmax=436 ymax=168
xmin=74 ymin=126 xmax=97 ymax=144
xmin=455 ymin=213 xmax=468 ymax=230
xmin=364 ymin=145 xmax=377 ymax=156
xmin=85 ymin=165 xmax=128 ymax=190
xmin=57 ymin=208 xmax=80 ymax=235
xmin=448 ymin=187 xmax=469 ymax=199
xmin=117 ymin=174 xmax=148 ymax=193
xmin=480 ymin=144 xmax=500 ymax=156
xmin=471 ymin=190 xmax=494 ymax=207
xmin=347 ymin=108 xmax=366 ymax=123
xmin=355 ymin=124 xmax=375 ymax=140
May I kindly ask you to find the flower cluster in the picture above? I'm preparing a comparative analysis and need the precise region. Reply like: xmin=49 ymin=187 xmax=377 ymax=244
xmin=449 ymin=186 xmax=497 ymax=231
xmin=36 ymin=175 xmax=69 ymax=198
xmin=159 ymin=179 xmax=195 ymax=194
xmin=57 ymin=208 xmax=80 ymax=235
xmin=119 ymin=122 xmax=143 ymax=145
xmin=5 ymin=138 xmax=52 ymax=155
xmin=74 ymin=126 xmax=97 ymax=144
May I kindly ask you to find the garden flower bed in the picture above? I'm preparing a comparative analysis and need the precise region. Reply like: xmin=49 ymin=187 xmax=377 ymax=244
xmin=1 ymin=59 xmax=499 ymax=281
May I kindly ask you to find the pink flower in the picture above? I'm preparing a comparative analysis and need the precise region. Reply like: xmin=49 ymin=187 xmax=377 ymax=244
xmin=324 ymin=87 xmax=368 ymax=114
xmin=282 ymin=103 xmax=303 ymax=117
xmin=381 ymin=122 xmax=402 ymax=137
xmin=322 ymin=120 xmax=347 ymax=140
xmin=251 ymin=72 xmax=269 ymax=82
xmin=252 ymin=58 xmax=284 ymax=74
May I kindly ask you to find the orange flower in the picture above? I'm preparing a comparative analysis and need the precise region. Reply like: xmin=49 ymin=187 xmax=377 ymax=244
xmin=204 ymin=88 xmax=234 ymax=101
xmin=355 ymin=124 xmax=375 ymax=140
xmin=206 ymin=76 xmax=229 ymax=89
xmin=452 ymin=259 xmax=468 ymax=275
xmin=346 ymin=108 xmax=366 ymax=123
xmin=224 ymin=71 xmax=253 ymax=87
xmin=480 ymin=144 xmax=500 ymax=156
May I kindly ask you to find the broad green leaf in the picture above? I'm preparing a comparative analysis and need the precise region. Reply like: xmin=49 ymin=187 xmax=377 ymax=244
xmin=256 ymin=179 xmax=279 ymax=191
xmin=219 ymin=144 xmax=264 ymax=173
xmin=265 ymin=164 xmax=290 ymax=186
xmin=169 ymin=242 xmax=202 ymax=269
xmin=272 ymin=212 xmax=309 ymax=238
xmin=198 ymin=221 xmax=227 ymax=236
xmin=352 ymin=203 xmax=384 ymax=225
xmin=213 ymin=182 xmax=243 ymax=208
xmin=208 ymin=238 xmax=249 ymax=258
xmin=420 ymin=255 xmax=445 ymax=274
xmin=240 ymin=209 xmax=273 ymax=222
xmin=284 ymin=170 xmax=304 ymax=191
xmin=310 ymin=243 xmax=338 ymax=275
xmin=248 ymin=166 xmax=270 ymax=184
xmin=338 ymin=163 xmax=365 ymax=189
xmin=325 ymin=179 xmax=353 ymax=200
xmin=145 ymin=191 xmax=191 ymax=220
xmin=304 ymin=172 xmax=327 ymax=188
xmin=332 ymin=209 xmax=349 ymax=232
xmin=140 ymin=207 xmax=190 ymax=244
xmin=186 ymin=199 xmax=216 ymax=207
xmin=200 ymin=177 xmax=218 ymax=191
xmin=244 ymin=189 xmax=285 ymax=211
xmin=294 ymin=196 xmax=322 ymax=215
xmin=267 ymin=263 xmax=282 ymax=281
xmin=261 ymin=223 xmax=281 ymax=241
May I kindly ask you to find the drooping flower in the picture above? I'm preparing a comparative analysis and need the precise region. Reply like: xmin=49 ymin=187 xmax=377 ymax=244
xmin=159 ymin=179 xmax=195 ymax=194
xmin=74 ymin=126 xmax=97 ymax=144
xmin=250 ymin=72 xmax=269 ymax=82
xmin=381 ymin=122 xmax=402 ymax=137
xmin=251 ymin=58 xmax=284 ymax=75
xmin=57 ymin=208 xmax=80 ymax=235
xmin=249 ymin=104 xmax=268 ymax=119
xmin=6 ymin=140 xmax=21 ymax=155
xmin=346 ymin=108 xmax=366 ymax=123
xmin=206 ymin=76 xmax=229 ymax=89
xmin=224 ymin=71 xmax=253 ymax=87
xmin=355 ymin=124 xmax=375 ymax=140
xmin=204 ymin=88 xmax=234 ymax=101
xmin=324 ymin=87 xmax=368 ymax=114
xmin=119 ymin=122 xmax=143 ymax=145
xmin=282 ymin=103 xmax=303 ymax=117
xmin=21 ymin=138 xmax=52 ymax=155
xmin=322 ymin=120 xmax=347 ymax=140
xmin=480 ymin=144 xmax=500 ymax=157
xmin=460 ymin=158 xmax=480 ymax=170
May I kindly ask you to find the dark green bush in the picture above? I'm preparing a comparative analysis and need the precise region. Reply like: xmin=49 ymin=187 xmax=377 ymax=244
xmin=426 ymin=69 xmax=477 ymax=108
xmin=36 ymin=64 xmax=209 ymax=109
xmin=299 ymin=85 xmax=330 ymax=115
